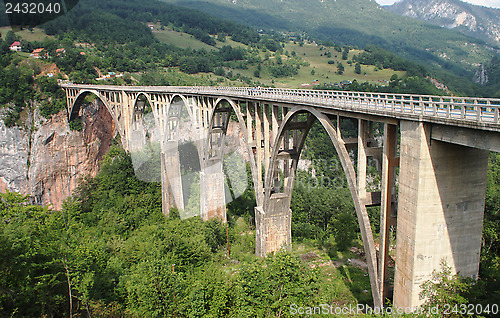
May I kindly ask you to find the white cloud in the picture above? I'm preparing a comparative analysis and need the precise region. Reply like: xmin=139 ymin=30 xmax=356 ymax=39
xmin=374 ymin=0 xmax=500 ymax=8
xmin=462 ymin=0 xmax=500 ymax=8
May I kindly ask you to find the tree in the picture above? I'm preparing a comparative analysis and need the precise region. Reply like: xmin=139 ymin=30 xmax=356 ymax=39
xmin=0 ymin=192 xmax=68 ymax=317
xmin=342 ymin=47 xmax=349 ymax=60
xmin=332 ymin=211 xmax=358 ymax=251
xmin=233 ymin=252 xmax=319 ymax=317
xmin=337 ymin=62 xmax=344 ymax=75
xmin=419 ymin=260 xmax=473 ymax=317
xmin=355 ymin=62 xmax=361 ymax=74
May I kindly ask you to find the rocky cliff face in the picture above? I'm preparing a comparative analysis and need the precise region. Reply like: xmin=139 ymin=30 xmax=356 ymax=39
xmin=0 ymin=99 xmax=116 ymax=210
xmin=473 ymin=63 xmax=489 ymax=85
xmin=386 ymin=0 xmax=500 ymax=45
xmin=0 ymin=119 xmax=29 ymax=194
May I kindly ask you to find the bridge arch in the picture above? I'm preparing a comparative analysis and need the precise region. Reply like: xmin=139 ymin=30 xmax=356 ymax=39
xmin=69 ymin=89 xmax=125 ymax=138
xmin=169 ymin=94 xmax=194 ymax=122
xmin=207 ymin=98 xmax=253 ymax=159
xmin=263 ymin=106 xmax=381 ymax=307
xmin=161 ymin=94 xmax=204 ymax=217
xmin=200 ymin=97 xmax=264 ymax=221
xmin=132 ymin=93 xmax=154 ymax=119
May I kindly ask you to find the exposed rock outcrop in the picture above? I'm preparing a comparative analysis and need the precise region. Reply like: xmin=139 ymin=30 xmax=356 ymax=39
xmin=0 ymin=120 xmax=29 ymax=194
xmin=473 ymin=63 xmax=489 ymax=85
xmin=386 ymin=0 xmax=500 ymax=46
xmin=0 ymin=99 xmax=116 ymax=210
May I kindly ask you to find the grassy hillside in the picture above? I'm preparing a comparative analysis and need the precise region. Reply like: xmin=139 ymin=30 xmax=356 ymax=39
xmin=164 ymin=0 xmax=497 ymax=74
xmin=152 ymin=28 xmax=406 ymax=88
xmin=0 ymin=27 xmax=53 ymax=42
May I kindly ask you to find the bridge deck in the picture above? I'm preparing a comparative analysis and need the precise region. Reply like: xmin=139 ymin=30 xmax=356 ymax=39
xmin=61 ymin=84 xmax=500 ymax=132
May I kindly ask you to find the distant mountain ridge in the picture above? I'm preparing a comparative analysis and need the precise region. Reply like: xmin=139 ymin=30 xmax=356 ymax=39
xmin=386 ymin=0 xmax=500 ymax=46
xmin=163 ymin=0 xmax=497 ymax=75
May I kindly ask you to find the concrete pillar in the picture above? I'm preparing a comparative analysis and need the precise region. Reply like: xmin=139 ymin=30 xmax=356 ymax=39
xmin=379 ymin=124 xmax=398 ymax=301
xmin=357 ymin=119 xmax=368 ymax=200
xmin=161 ymin=141 xmax=184 ymax=216
xmin=255 ymin=196 xmax=292 ymax=257
xmin=394 ymin=121 xmax=489 ymax=309
xmin=200 ymin=159 xmax=227 ymax=222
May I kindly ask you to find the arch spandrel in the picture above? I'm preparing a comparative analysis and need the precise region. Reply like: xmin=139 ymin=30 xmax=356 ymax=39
xmin=263 ymin=106 xmax=381 ymax=308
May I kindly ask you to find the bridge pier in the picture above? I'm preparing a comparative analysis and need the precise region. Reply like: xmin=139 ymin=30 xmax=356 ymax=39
xmin=255 ymin=199 xmax=292 ymax=257
xmin=394 ymin=121 xmax=489 ymax=309
xmin=200 ymin=159 xmax=227 ymax=221
xmin=161 ymin=141 xmax=184 ymax=215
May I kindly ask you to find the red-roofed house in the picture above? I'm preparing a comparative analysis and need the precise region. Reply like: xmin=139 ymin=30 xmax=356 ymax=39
xmin=31 ymin=48 xmax=47 ymax=59
xmin=9 ymin=41 xmax=21 ymax=52
xmin=56 ymin=48 xmax=66 ymax=55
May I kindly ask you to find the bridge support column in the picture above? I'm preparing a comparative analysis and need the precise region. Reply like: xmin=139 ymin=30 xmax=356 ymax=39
xmin=394 ymin=121 xmax=489 ymax=309
xmin=378 ymin=123 xmax=399 ymax=302
xmin=255 ymin=197 xmax=292 ymax=257
xmin=161 ymin=141 xmax=184 ymax=216
xmin=200 ymin=159 xmax=227 ymax=222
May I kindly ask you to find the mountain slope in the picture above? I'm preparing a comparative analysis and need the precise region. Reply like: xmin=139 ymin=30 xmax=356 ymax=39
xmin=386 ymin=0 xmax=500 ymax=46
xmin=163 ymin=0 xmax=496 ymax=73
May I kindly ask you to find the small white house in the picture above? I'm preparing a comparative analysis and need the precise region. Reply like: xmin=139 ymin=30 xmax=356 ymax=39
xmin=9 ymin=41 xmax=21 ymax=52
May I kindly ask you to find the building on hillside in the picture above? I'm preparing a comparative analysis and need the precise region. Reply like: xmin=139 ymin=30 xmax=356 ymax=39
xmin=31 ymin=48 xmax=47 ymax=58
xmin=56 ymin=48 xmax=66 ymax=55
xmin=9 ymin=41 xmax=21 ymax=51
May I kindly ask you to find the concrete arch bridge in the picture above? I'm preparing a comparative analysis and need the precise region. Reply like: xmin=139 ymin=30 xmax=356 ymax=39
xmin=62 ymin=84 xmax=500 ymax=309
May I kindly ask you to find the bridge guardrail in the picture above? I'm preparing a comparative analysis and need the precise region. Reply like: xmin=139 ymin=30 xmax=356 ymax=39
xmin=61 ymin=84 xmax=500 ymax=126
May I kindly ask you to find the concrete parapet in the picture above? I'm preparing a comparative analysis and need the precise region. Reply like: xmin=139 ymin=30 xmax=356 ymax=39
xmin=394 ymin=120 xmax=489 ymax=309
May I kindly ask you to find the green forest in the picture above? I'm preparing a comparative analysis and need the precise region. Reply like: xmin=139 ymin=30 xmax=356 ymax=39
xmin=0 ymin=146 xmax=359 ymax=317
xmin=1 ymin=134 xmax=499 ymax=317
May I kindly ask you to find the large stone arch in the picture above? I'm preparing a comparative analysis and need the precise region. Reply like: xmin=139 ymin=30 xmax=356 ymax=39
xmin=69 ymin=90 xmax=125 ymax=138
xmin=262 ymin=106 xmax=381 ymax=307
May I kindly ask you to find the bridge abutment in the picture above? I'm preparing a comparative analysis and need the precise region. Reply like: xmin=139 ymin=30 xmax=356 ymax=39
xmin=394 ymin=120 xmax=489 ymax=309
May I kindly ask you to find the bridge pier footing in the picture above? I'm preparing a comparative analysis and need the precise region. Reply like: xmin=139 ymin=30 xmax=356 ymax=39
xmin=255 ymin=197 xmax=292 ymax=257
xmin=394 ymin=121 xmax=489 ymax=309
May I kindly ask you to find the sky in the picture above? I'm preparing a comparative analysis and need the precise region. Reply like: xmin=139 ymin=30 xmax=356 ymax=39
xmin=374 ymin=0 xmax=500 ymax=8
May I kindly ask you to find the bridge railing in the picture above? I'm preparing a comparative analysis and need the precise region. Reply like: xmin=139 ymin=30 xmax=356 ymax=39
xmin=62 ymin=84 xmax=500 ymax=126
xmin=181 ymin=86 xmax=500 ymax=125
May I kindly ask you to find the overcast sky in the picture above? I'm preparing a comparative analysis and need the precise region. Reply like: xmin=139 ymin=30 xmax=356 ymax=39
xmin=374 ymin=0 xmax=500 ymax=8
